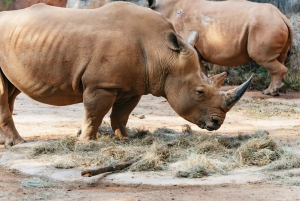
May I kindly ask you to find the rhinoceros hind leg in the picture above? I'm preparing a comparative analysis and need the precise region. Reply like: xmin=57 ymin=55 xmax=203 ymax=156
xmin=259 ymin=60 xmax=287 ymax=96
xmin=79 ymin=88 xmax=117 ymax=141
xmin=110 ymin=95 xmax=141 ymax=139
xmin=0 ymin=73 xmax=24 ymax=148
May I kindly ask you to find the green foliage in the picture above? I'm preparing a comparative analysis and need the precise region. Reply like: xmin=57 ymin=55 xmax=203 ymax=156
xmin=0 ymin=0 xmax=13 ymax=11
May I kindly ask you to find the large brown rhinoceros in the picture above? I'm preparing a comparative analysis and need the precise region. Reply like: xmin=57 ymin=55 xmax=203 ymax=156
xmin=0 ymin=2 xmax=251 ymax=148
xmin=150 ymin=0 xmax=293 ymax=96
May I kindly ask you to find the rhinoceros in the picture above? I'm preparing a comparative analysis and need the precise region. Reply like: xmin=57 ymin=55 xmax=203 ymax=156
xmin=0 ymin=2 xmax=251 ymax=148
xmin=150 ymin=0 xmax=293 ymax=96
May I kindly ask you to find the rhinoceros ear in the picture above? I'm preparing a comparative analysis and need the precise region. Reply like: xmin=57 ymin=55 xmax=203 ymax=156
xmin=165 ymin=30 xmax=186 ymax=52
xmin=188 ymin=30 xmax=199 ymax=46
xmin=210 ymin=72 xmax=227 ymax=88
xmin=165 ymin=31 xmax=181 ymax=51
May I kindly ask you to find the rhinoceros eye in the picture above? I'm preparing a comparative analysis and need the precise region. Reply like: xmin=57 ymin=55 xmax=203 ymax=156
xmin=196 ymin=89 xmax=204 ymax=96
xmin=195 ymin=87 xmax=205 ymax=98
xmin=196 ymin=90 xmax=204 ymax=95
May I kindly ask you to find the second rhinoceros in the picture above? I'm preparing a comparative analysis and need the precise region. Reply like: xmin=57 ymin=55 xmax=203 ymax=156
xmin=0 ymin=2 xmax=251 ymax=148
xmin=150 ymin=0 xmax=293 ymax=96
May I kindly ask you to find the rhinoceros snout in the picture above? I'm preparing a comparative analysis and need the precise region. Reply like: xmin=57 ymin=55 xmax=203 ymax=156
xmin=198 ymin=116 xmax=223 ymax=131
xmin=205 ymin=121 xmax=220 ymax=131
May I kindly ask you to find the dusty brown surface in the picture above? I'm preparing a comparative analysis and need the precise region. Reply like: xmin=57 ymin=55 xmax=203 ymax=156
xmin=0 ymin=165 xmax=299 ymax=201
xmin=0 ymin=90 xmax=300 ymax=200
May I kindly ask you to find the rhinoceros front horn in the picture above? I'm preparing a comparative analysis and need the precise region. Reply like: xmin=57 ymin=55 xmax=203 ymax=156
xmin=224 ymin=75 xmax=253 ymax=109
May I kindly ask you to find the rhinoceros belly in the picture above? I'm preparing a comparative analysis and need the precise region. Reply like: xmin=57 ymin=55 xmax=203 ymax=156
xmin=0 ymin=31 xmax=85 ymax=106
xmin=3 ymin=63 xmax=84 ymax=106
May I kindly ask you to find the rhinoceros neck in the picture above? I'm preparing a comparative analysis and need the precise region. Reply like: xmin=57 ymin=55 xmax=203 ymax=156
xmin=145 ymin=66 xmax=167 ymax=98
xmin=143 ymin=56 xmax=166 ymax=98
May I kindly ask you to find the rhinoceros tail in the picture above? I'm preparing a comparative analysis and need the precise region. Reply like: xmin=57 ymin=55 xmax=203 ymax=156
xmin=279 ymin=14 xmax=294 ymax=63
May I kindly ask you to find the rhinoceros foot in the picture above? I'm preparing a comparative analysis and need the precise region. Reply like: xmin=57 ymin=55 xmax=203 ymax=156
xmin=77 ymin=127 xmax=130 ymax=140
xmin=0 ymin=134 xmax=25 ymax=149
xmin=115 ymin=135 xmax=130 ymax=141
xmin=77 ymin=126 xmax=115 ymax=137
xmin=262 ymin=89 xmax=279 ymax=96
xmin=263 ymin=80 xmax=284 ymax=96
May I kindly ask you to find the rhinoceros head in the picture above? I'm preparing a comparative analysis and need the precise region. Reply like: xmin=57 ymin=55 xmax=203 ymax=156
xmin=163 ymin=30 xmax=252 ymax=131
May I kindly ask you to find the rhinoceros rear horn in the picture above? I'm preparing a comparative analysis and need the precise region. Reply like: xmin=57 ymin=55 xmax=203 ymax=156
xmin=188 ymin=30 xmax=199 ymax=46
xmin=210 ymin=72 xmax=227 ymax=88
xmin=224 ymin=75 xmax=253 ymax=109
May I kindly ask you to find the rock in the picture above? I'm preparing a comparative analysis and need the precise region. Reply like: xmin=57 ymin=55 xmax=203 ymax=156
xmin=138 ymin=115 xmax=145 ymax=119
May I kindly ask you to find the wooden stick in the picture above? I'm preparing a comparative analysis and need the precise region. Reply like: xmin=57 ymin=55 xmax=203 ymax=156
xmin=81 ymin=155 xmax=142 ymax=177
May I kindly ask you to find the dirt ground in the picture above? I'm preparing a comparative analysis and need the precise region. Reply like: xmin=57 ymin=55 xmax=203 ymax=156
xmin=0 ymin=89 xmax=300 ymax=200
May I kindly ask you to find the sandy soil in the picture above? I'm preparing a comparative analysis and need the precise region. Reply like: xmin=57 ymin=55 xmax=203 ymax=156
xmin=0 ymin=90 xmax=300 ymax=200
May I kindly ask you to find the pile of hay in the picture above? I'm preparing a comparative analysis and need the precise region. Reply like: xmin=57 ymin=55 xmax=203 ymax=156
xmin=16 ymin=125 xmax=300 ymax=178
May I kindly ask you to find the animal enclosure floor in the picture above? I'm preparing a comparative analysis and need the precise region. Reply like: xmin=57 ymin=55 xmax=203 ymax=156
xmin=0 ymin=90 xmax=300 ymax=200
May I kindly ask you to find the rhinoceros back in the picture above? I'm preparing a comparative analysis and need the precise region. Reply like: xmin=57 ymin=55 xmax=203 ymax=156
xmin=0 ymin=2 xmax=174 ymax=106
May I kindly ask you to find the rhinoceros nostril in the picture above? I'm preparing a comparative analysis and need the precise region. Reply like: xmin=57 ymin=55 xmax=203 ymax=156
xmin=212 ymin=119 xmax=219 ymax=125
xmin=211 ymin=116 xmax=222 ymax=126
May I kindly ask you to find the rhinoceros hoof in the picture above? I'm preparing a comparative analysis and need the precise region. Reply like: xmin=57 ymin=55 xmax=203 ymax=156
xmin=4 ymin=137 xmax=26 ymax=149
xmin=262 ymin=89 xmax=279 ymax=96
xmin=270 ymin=91 xmax=280 ymax=96
xmin=262 ymin=89 xmax=270 ymax=95
xmin=117 ymin=136 xmax=130 ymax=141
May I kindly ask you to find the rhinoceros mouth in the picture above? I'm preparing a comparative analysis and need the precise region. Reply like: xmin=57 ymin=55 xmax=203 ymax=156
xmin=197 ymin=116 xmax=222 ymax=131
xmin=207 ymin=125 xmax=220 ymax=131
xmin=198 ymin=123 xmax=220 ymax=131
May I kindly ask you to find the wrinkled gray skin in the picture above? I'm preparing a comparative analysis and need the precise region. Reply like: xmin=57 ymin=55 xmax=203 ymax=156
xmin=0 ymin=2 xmax=250 ymax=148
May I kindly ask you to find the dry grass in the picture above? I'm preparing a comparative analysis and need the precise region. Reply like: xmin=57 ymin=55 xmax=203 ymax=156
xmin=232 ymin=99 xmax=300 ymax=118
xmin=17 ymin=124 xmax=300 ymax=178
xmin=236 ymin=135 xmax=282 ymax=166
xmin=266 ymin=140 xmax=300 ymax=170
xmin=176 ymin=165 xmax=208 ymax=178
xmin=265 ymin=172 xmax=300 ymax=186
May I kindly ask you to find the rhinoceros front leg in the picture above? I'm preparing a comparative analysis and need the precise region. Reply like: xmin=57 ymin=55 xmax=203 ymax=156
xmin=79 ymin=88 xmax=117 ymax=141
xmin=260 ymin=60 xmax=287 ymax=96
xmin=0 ymin=73 xmax=24 ymax=148
xmin=110 ymin=95 xmax=141 ymax=139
